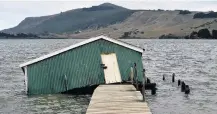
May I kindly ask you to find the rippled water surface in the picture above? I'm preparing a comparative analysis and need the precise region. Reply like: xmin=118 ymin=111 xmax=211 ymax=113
xmin=0 ymin=39 xmax=217 ymax=114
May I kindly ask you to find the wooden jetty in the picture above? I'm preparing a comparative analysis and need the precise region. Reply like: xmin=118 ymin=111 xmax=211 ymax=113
xmin=86 ymin=84 xmax=152 ymax=114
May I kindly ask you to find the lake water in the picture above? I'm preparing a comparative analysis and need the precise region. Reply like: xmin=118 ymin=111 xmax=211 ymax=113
xmin=0 ymin=39 xmax=216 ymax=114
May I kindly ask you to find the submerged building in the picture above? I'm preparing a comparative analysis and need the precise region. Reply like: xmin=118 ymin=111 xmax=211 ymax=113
xmin=20 ymin=35 xmax=144 ymax=95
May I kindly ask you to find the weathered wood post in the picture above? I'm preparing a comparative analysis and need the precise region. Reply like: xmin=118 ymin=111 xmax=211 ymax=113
xmin=185 ymin=85 xmax=190 ymax=94
xmin=151 ymin=88 xmax=156 ymax=95
xmin=178 ymin=79 xmax=181 ymax=86
xmin=142 ymin=69 xmax=146 ymax=101
xmin=64 ymin=75 xmax=68 ymax=91
xmin=147 ymin=78 xmax=150 ymax=84
xmin=172 ymin=73 xmax=175 ymax=82
xmin=134 ymin=63 xmax=138 ymax=90
xmin=181 ymin=81 xmax=186 ymax=92
xmin=163 ymin=74 xmax=165 ymax=81
xmin=130 ymin=67 xmax=134 ymax=84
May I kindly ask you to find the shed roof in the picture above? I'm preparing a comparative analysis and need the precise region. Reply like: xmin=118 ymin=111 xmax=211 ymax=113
xmin=20 ymin=35 xmax=144 ymax=68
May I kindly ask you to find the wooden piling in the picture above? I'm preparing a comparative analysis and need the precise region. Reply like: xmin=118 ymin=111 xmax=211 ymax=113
xmin=142 ymin=69 xmax=146 ymax=101
xmin=172 ymin=73 xmax=175 ymax=82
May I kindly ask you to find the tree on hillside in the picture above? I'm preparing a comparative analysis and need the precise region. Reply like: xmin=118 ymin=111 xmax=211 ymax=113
xmin=0 ymin=32 xmax=38 ymax=38
xmin=197 ymin=28 xmax=211 ymax=38
xmin=82 ymin=6 xmax=114 ymax=11
xmin=122 ymin=32 xmax=131 ymax=38
xmin=0 ymin=32 xmax=15 ymax=37
xmin=179 ymin=10 xmax=191 ymax=15
xmin=16 ymin=33 xmax=28 ymax=37
xmin=157 ymin=9 xmax=164 ymax=11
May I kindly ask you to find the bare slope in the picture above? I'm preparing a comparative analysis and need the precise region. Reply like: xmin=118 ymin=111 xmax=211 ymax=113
xmin=70 ymin=10 xmax=217 ymax=38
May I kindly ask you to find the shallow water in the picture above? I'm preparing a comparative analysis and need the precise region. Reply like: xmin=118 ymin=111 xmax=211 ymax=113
xmin=0 ymin=39 xmax=217 ymax=114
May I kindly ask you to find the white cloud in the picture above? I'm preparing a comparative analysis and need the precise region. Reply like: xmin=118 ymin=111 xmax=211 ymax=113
xmin=0 ymin=0 xmax=217 ymax=30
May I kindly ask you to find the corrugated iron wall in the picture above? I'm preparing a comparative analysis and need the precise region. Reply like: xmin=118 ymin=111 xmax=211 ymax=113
xmin=27 ymin=39 xmax=143 ymax=95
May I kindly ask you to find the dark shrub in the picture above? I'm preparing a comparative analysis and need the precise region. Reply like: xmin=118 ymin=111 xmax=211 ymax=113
xmin=190 ymin=31 xmax=198 ymax=39
xmin=197 ymin=28 xmax=211 ymax=38
xmin=184 ymin=35 xmax=190 ymax=39
xmin=0 ymin=32 xmax=15 ymax=37
xmin=212 ymin=30 xmax=217 ymax=39
xmin=193 ymin=11 xmax=217 ymax=18
xmin=158 ymin=9 xmax=164 ymax=11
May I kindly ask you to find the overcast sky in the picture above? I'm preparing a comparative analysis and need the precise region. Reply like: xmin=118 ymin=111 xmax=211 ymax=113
xmin=1 ymin=0 xmax=217 ymax=30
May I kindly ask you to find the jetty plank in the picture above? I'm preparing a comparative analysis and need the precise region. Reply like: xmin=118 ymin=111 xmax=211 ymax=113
xmin=86 ymin=85 xmax=152 ymax=114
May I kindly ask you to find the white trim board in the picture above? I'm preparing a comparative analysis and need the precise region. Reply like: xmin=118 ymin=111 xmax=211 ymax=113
xmin=20 ymin=35 xmax=144 ymax=68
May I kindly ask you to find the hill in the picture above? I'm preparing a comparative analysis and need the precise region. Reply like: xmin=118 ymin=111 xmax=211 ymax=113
xmin=2 ymin=3 xmax=134 ymax=34
xmin=1 ymin=3 xmax=217 ymax=39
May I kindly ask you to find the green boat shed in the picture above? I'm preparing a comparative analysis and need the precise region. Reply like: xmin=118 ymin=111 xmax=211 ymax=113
xmin=20 ymin=35 xmax=144 ymax=95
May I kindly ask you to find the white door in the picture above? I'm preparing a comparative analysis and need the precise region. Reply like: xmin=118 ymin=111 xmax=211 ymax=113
xmin=101 ymin=53 xmax=122 ymax=84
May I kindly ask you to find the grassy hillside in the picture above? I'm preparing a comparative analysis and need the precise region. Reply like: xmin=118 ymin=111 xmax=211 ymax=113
xmin=70 ymin=10 xmax=217 ymax=38
xmin=2 ymin=3 xmax=135 ymax=34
